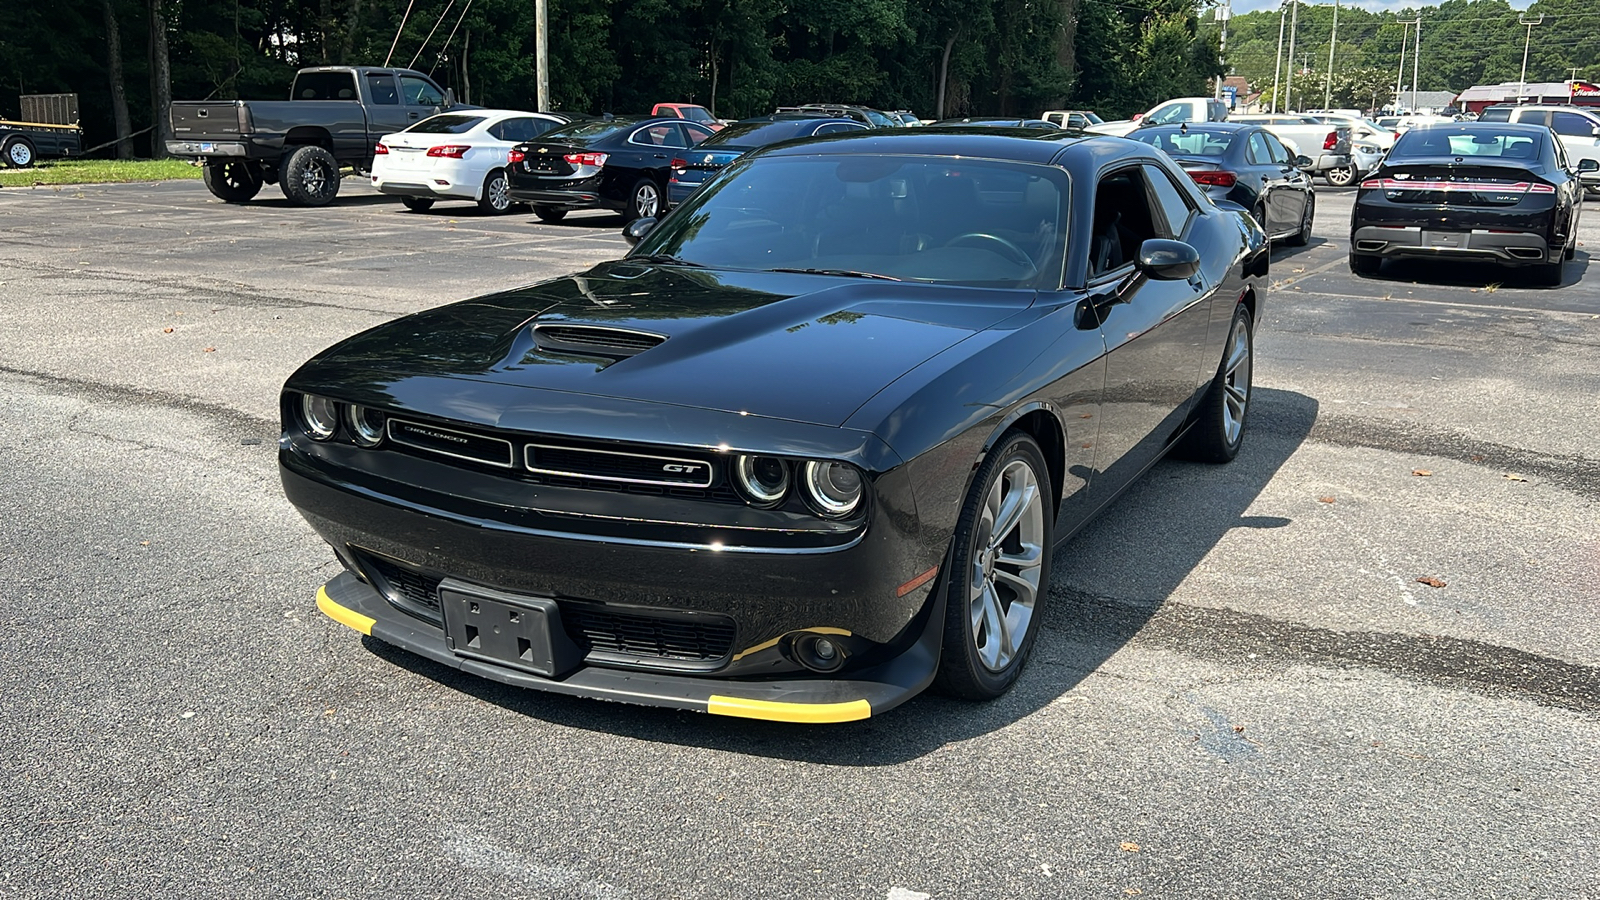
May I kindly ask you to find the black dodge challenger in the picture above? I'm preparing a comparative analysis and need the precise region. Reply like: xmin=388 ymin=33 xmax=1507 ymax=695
xmin=282 ymin=130 xmax=1268 ymax=723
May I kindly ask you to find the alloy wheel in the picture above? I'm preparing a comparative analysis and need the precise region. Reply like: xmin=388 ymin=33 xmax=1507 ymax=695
xmin=634 ymin=182 xmax=660 ymax=219
xmin=486 ymin=174 xmax=510 ymax=211
xmin=967 ymin=459 xmax=1045 ymax=672
xmin=1221 ymin=313 xmax=1253 ymax=444
xmin=302 ymin=160 xmax=329 ymax=196
xmin=1326 ymin=165 xmax=1355 ymax=187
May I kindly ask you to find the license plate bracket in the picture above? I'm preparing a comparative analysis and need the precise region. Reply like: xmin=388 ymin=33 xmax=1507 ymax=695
xmin=439 ymin=579 xmax=583 ymax=678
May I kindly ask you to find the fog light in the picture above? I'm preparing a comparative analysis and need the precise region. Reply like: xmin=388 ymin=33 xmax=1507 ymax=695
xmin=814 ymin=638 xmax=837 ymax=661
xmin=792 ymin=632 xmax=847 ymax=672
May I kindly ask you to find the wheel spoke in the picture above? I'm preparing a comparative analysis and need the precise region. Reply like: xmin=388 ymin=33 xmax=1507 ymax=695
xmin=993 ymin=564 xmax=1039 ymax=606
xmin=989 ymin=478 xmax=1036 ymax=549
xmin=978 ymin=584 xmax=1006 ymax=669
xmin=1226 ymin=336 xmax=1249 ymax=373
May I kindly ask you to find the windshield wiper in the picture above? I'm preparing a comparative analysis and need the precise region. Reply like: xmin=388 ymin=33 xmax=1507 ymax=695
xmin=764 ymin=267 xmax=902 ymax=281
xmin=629 ymin=254 xmax=705 ymax=267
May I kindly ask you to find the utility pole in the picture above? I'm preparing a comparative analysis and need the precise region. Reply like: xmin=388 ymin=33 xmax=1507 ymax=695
xmin=1517 ymin=14 xmax=1543 ymax=105
xmin=1272 ymin=4 xmax=1286 ymax=113
xmin=1411 ymin=15 xmax=1421 ymax=114
xmin=535 ymin=0 xmax=549 ymax=110
xmin=1324 ymin=0 xmax=1339 ymax=110
xmin=1285 ymin=0 xmax=1299 ymax=111
xmin=1214 ymin=1 xmax=1231 ymax=102
xmin=1394 ymin=19 xmax=1413 ymax=114
xmin=1572 ymin=67 xmax=1583 ymax=103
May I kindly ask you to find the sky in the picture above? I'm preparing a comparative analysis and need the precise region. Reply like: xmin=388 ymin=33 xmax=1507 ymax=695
xmin=1229 ymin=0 xmax=1534 ymax=12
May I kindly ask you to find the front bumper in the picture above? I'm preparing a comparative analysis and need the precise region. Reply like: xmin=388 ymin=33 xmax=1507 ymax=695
xmin=315 ymin=570 xmax=941 ymax=722
xmin=1350 ymin=224 xmax=1554 ymax=264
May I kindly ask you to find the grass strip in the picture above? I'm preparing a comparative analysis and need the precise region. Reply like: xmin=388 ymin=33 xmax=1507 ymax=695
xmin=0 ymin=158 xmax=202 ymax=187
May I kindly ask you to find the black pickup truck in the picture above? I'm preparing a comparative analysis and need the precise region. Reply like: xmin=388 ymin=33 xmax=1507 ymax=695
xmin=167 ymin=66 xmax=459 ymax=205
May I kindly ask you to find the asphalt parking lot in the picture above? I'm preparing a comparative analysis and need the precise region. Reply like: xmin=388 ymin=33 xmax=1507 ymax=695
xmin=2 ymin=177 xmax=1597 ymax=899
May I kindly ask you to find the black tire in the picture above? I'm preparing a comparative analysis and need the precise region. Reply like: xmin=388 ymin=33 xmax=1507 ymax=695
xmin=624 ymin=177 xmax=662 ymax=222
xmin=1534 ymin=258 xmax=1564 ymax=287
xmin=933 ymin=431 xmax=1054 ymax=701
xmin=477 ymin=168 xmax=513 ymax=214
xmin=533 ymin=205 xmax=567 ymax=223
xmin=1349 ymin=253 xmax=1381 ymax=276
xmin=1324 ymin=165 xmax=1356 ymax=188
xmin=279 ymin=144 xmax=340 ymax=206
xmin=3 ymin=137 xmax=37 ymax=168
xmin=201 ymin=160 xmax=263 ymax=202
xmin=1175 ymin=303 xmax=1253 ymax=464
xmin=1286 ymin=192 xmax=1314 ymax=247
xmin=1253 ymin=202 xmax=1271 ymax=244
xmin=401 ymin=196 xmax=435 ymax=212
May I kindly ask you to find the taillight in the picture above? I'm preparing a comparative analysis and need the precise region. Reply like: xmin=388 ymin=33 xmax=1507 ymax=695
xmin=426 ymin=145 xmax=470 ymax=158
xmin=1188 ymin=170 xmax=1237 ymax=188
xmin=374 ymin=142 xmax=389 ymax=155
xmin=564 ymin=152 xmax=609 ymax=167
xmin=671 ymin=158 xmax=688 ymax=174
xmin=1528 ymin=183 xmax=1556 ymax=194
xmin=1323 ymin=131 xmax=1338 ymax=150
xmin=1360 ymin=179 xmax=1382 ymax=189
xmin=508 ymin=148 xmax=525 ymax=164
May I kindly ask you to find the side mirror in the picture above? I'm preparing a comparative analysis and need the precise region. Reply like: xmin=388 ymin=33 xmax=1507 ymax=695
xmin=623 ymin=216 xmax=658 ymax=246
xmin=1578 ymin=158 xmax=1600 ymax=174
xmin=1591 ymin=126 xmax=1600 ymax=139
xmin=1294 ymin=154 xmax=1314 ymax=168
xmin=442 ymin=88 xmax=457 ymax=108
xmin=1136 ymin=239 xmax=1201 ymax=281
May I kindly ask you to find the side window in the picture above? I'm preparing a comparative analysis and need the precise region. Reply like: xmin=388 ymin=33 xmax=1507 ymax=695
xmin=633 ymin=124 xmax=689 ymax=148
xmin=1246 ymin=132 xmax=1272 ymax=165
xmin=490 ymin=118 xmax=536 ymax=142
xmin=1264 ymin=133 xmax=1294 ymax=164
xmin=1068 ymin=114 xmax=1086 ymax=128
xmin=684 ymin=124 xmax=714 ymax=145
xmin=1552 ymin=112 xmax=1597 ymax=137
xmin=1089 ymin=168 xmax=1162 ymax=278
xmin=814 ymin=122 xmax=864 ymax=135
xmin=529 ymin=117 xmax=559 ymax=137
xmin=400 ymin=76 xmax=445 ymax=107
xmin=1143 ymin=164 xmax=1194 ymax=238
xmin=1516 ymin=110 xmax=1550 ymax=127
xmin=365 ymin=75 xmax=399 ymax=105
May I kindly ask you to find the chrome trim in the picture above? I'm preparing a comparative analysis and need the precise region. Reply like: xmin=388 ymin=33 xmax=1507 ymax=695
xmin=387 ymin=418 xmax=515 ymax=468
xmin=525 ymin=442 xmax=715 ymax=488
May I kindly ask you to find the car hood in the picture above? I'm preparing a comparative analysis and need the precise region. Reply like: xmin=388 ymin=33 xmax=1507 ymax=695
xmin=307 ymin=260 xmax=1033 ymax=427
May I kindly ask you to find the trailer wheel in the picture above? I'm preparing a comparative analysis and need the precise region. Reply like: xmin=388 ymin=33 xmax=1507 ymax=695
xmin=279 ymin=145 xmax=340 ymax=206
xmin=201 ymin=160 xmax=264 ymax=202
xmin=3 ymin=137 xmax=37 ymax=168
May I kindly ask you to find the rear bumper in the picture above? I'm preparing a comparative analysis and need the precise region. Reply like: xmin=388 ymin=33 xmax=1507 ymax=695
xmin=315 ymin=571 xmax=940 ymax=722
xmin=1350 ymin=225 xmax=1554 ymax=264
xmin=1307 ymin=152 xmax=1353 ymax=173
xmin=507 ymin=186 xmax=615 ymax=210
xmin=166 ymin=140 xmax=247 ymax=158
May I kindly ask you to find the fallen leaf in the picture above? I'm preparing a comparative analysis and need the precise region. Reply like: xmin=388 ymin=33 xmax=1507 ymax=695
xmin=1232 ymin=725 xmax=1245 ymax=734
xmin=139 ymin=541 xmax=150 ymax=546
xmin=1120 ymin=842 xmax=1140 ymax=853
xmin=1411 ymin=469 xmax=1432 ymax=477
xmin=1079 ymin=413 xmax=1093 ymax=419
xmin=1416 ymin=576 xmax=1447 ymax=588
xmin=1470 ymin=454 xmax=1485 ymax=462
xmin=1503 ymin=473 xmax=1526 ymax=482
xmin=162 ymin=327 xmax=174 ymax=333
xmin=203 ymin=347 xmax=216 ymax=353
xmin=1125 ymin=890 xmax=1143 ymax=896
xmin=1317 ymin=496 xmax=1336 ymax=504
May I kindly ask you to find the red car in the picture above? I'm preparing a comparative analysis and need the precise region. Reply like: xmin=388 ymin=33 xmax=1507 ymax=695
xmin=651 ymin=103 xmax=724 ymax=131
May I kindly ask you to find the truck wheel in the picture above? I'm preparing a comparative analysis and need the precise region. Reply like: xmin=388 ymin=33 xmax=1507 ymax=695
xmin=401 ymin=196 xmax=435 ymax=213
xmin=201 ymin=160 xmax=263 ymax=202
xmin=533 ymin=206 xmax=567 ymax=223
xmin=3 ymin=137 xmax=37 ymax=168
xmin=477 ymin=169 xmax=513 ymax=214
xmin=1324 ymin=165 xmax=1356 ymax=188
xmin=279 ymin=145 xmax=340 ymax=206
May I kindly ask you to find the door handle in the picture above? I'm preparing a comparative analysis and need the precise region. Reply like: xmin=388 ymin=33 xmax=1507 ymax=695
xmin=408 ymin=112 xmax=419 ymax=119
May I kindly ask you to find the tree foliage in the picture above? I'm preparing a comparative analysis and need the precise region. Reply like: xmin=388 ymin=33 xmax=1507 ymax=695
xmin=2 ymin=0 xmax=1227 ymax=155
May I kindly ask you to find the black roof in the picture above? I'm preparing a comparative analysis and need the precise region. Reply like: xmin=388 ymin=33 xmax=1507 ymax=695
xmin=756 ymin=128 xmax=1142 ymax=167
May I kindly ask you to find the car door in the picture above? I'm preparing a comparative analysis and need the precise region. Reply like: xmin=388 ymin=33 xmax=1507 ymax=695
xmin=1244 ymin=131 xmax=1284 ymax=233
xmin=1551 ymin=111 xmax=1600 ymax=171
xmin=399 ymin=74 xmax=446 ymax=127
xmin=1082 ymin=165 xmax=1214 ymax=499
xmin=1262 ymin=132 xmax=1308 ymax=233
xmin=364 ymin=72 xmax=411 ymax=144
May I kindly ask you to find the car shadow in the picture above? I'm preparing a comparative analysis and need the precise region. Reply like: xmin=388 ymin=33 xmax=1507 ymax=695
xmin=364 ymin=388 xmax=1318 ymax=764
xmin=244 ymin=193 xmax=401 ymax=209
xmin=1361 ymin=251 xmax=1588 ymax=288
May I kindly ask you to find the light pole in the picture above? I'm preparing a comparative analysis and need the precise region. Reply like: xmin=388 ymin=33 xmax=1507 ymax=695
xmin=1272 ymin=4 xmax=1287 ymax=113
xmin=1285 ymin=0 xmax=1299 ymax=111
xmin=1517 ymin=14 xmax=1544 ymax=105
xmin=1411 ymin=14 xmax=1421 ymax=114
xmin=1214 ymin=1 xmax=1232 ymax=102
xmin=1324 ymin=0 xmax=1340 ymax=110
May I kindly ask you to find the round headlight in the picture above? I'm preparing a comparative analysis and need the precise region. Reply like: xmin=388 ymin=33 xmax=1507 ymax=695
xmin=801 ymin=460 xmax=863 ymax=517
xmin=300 ymin=395 xmax=340 ymax=441
xmin=347 ymin=405 xmax=386 ymax=447
xmin=732 ymin=455 xmax=789 ymax=506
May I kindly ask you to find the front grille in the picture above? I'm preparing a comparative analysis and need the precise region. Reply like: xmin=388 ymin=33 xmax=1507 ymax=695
xmin=521 ymin=470 xmax=742 ymax=503
xmin=564 ymin=605 xmax=736 ymax=664
xmin=527 ymin=443 xmax=714 ymax=487
xmin=359 ymin=552 xmax=443 ymax=617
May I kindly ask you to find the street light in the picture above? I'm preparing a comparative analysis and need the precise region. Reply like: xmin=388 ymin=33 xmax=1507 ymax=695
xmin=1323 ymin=0 xmax=1340 ymax=110
xmin=1394 ymin=18 xmax=1416 ymax=114
xmin=1518 ymin=14 xmax=1544 ymax=105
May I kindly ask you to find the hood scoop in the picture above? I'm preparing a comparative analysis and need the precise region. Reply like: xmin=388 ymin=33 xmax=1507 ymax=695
xmin=532 ymin=323 xmax=666 ymax=359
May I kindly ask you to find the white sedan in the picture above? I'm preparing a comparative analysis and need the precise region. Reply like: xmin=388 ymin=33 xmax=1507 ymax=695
xmin=372 ymin=109 xmax=568 ymax=213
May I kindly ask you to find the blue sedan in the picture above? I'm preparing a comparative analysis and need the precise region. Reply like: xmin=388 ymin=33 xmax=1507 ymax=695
xmin=1128 ymin=123 xmax=1316 ymax=246
xmin=667 ymin=115 xmax=866 ymax=205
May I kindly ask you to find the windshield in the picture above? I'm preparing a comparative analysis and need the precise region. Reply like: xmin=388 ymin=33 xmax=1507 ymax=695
xmin=404 ymin=114 xmax=485 ymax=134
xmin=1144 ymin=104 xmax=1193 ymax=126
xmin=540 ymin=120 xmax=631 ymax=142
xmin=701 ymin=120 xmax=818 ymax=149
xmin=1477 ymin=108 xmax=1512 ymax=123
xmin=1130 ymin=128 xmax=1236 ymax=158
xmin=1083 ymin=112 xmax=1104 ymax=125
xmin=1391 ymin=127 xmax=1543 ymax=160
xmin=632 ymin=155 xmax=1067 ymax=288
xmin=679 ymin=107 xmax=716 ymax=124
